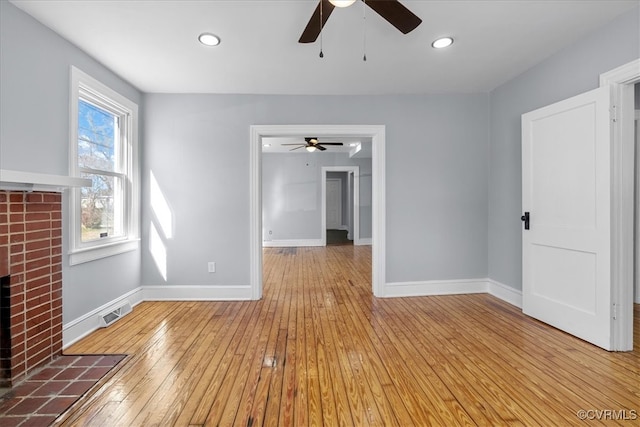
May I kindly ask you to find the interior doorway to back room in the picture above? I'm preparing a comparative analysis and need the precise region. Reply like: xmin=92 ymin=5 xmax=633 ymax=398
xmin=325 ymin=173 xmax=352 ymax=246
xmin=251 ymin=125 xmax=384 ymax=299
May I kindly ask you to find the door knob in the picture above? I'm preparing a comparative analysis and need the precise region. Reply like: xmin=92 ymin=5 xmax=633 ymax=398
xmin=521 ymin=212 xmax=530 ymax=230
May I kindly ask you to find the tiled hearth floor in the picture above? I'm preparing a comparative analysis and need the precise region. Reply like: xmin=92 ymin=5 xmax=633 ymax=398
xmin=0 ymin=354 xmax=126 ymax=426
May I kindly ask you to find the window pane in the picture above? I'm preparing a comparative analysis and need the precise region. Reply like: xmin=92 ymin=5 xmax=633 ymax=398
xmin=78 ymin=99 xmax=117 ymax=172
xmin=80 ymin=173 xmax=124 ymax=242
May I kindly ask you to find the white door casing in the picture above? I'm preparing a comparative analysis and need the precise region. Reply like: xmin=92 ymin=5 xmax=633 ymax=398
xmin=599 ymin=59 xmax=638 ymax=350
xmin=634 ymin=110 xmax=640 ymax=304
xmin=522 ymin=87 xmax=613 ymax=350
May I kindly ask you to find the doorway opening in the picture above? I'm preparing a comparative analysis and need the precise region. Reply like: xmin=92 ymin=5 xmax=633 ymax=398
xmin=325 ymin=174 xmax=351 ymax=246
xmin=250 ymin=125 xmax=386 ymax=300
xmin=321 ymin=166 xmax=370 ymax=247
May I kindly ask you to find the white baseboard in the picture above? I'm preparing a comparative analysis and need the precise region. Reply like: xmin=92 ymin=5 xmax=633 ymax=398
xmin=383 ymin=279 xmax=488 ymax=298
xmin=62 ymin=287 xmax=144 ymax=349
xmin=63 ymin=278 xmax=523 ymax=348
xmin=62 ymin=284 xmax=252 ymax=348
xmin=355 ymin=238 xmax=372 ymax=246
xmin=383 ymin=278 xmax=523 ymax=308
xmin=262 ymin=239 xmax=323 ymax=247
xmin=142 ymin=285 xmax=253 ymax=301
xmin=487 ymin=279 xmax=523 ymax=308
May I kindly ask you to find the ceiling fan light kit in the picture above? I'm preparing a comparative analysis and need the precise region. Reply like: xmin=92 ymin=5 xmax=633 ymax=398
xmin=329 ymin=0 xmax=357 ymax=7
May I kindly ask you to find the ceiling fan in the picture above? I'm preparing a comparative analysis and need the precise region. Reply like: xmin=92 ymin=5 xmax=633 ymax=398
xmin=299 ymin=0 xmax=422 ymax=43
xmin=282 ymin=137 xmax=344 ymax=152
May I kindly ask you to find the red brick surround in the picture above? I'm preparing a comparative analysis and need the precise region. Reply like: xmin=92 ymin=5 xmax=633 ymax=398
xmin=0 ymin=191 xmax=63 ymax=387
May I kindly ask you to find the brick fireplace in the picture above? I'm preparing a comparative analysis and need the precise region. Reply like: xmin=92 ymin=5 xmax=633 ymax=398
xmin=0 ymin=190 xmax=63 ymax=388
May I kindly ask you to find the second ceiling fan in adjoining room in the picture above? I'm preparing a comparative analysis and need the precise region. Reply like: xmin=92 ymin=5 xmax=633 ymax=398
xmin=282 ymin=137 xmax=344 ymax=152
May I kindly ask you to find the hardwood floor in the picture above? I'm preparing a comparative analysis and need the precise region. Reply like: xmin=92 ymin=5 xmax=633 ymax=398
xmin=59 ymin=246 xmax=640 ymax=426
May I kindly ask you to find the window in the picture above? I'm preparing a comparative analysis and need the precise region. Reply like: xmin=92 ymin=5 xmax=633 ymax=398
xmin=69 ymin=67 xmax=139 ymax=265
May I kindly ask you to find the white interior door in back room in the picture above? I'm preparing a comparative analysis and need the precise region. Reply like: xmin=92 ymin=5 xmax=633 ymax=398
xmin=326 ymin=178 xmax=342 ymax=229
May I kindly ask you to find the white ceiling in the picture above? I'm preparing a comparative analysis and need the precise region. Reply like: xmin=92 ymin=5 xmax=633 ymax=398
xmin=10 ymin=0 xmax=638 ymax=95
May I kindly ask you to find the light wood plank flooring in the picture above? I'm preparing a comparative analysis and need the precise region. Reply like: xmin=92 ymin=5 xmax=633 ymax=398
xmin=59 ymin=246 xmax=640 ymax=426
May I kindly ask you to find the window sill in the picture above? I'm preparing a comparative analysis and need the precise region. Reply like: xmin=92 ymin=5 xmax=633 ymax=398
xmin=69 ymin=238 xmax=140 ymax=266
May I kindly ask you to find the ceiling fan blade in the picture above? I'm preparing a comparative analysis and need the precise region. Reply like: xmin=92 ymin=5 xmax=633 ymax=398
xmin=289 ymin=146 xmax=305 ymax=151
xmin=282 ymin=143 xmax=305 ymax=146
xmin=365 ymin=0 xmax=422 ymax=34
xmin=316 ymin=145 xmax=327 ymax=151
xmin=299 ymin=0 xmax=335 ymax=43
xmin=317 ymin=142 xmax=343 ymax=146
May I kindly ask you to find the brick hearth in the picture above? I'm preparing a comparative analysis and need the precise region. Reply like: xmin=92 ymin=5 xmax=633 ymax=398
xmin=0 ymin=191 xmax=63 ymax=387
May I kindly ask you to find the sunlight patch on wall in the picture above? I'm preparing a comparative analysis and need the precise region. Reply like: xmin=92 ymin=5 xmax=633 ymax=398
xmin=150 ymin=171 xmax=173 ymax=239
xmin=149 ymin=223 xmax=167 ymax=281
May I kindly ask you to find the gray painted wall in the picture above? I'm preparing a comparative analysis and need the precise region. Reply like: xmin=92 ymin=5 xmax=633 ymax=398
xmin=263 ymin=154 xmax=371 ymax=242
xmin=6 ymin=0 xmax=631 ymax=320
xmin=0 ymin=2 xmax=143 ymax=323
xmin=488 ymin=7 xmax=640 ymax=289
xmin=142 ymin=93 xmax=489 ymax=286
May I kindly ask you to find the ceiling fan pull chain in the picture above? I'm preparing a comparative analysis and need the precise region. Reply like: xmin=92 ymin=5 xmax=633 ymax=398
xmin=319 ymin=0 xmax=324 ymax=58
xmin=362 ymin=0 xmax=367 ymax=61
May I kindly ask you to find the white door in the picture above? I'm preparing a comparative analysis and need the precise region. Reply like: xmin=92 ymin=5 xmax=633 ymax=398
xmin=522 ymin=86 xmax=613 ymax=350
xmin=326 ymin=179 xmax=342 ymax=229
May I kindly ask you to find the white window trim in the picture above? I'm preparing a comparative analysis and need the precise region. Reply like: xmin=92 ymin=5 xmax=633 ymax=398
xmin=69 ymin=66 xmax=139 ymax=265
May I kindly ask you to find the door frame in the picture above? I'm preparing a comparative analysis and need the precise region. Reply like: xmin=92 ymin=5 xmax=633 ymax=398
xmin=249 ymin=125 xmax=386 ymax=299
xmin=599 ymin=58 xmax=639 ymax=350
xmin=636 ymin=111 xmax=640 ymax=305
xmin=322 ymin=166 xmax=360 ymax=246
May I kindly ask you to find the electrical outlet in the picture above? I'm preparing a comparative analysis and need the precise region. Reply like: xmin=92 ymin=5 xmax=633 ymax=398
xmin=208 ymin=262 xmax=216 ymax=273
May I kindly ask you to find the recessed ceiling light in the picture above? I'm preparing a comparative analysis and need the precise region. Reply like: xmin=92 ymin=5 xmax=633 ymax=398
xmin=432 ymin=37 xmax=454 ymax=49
xmin=198 ymin=33 xmax=220 ymax=47
xmin=263 ymin=143 xmax=271 ymax=147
